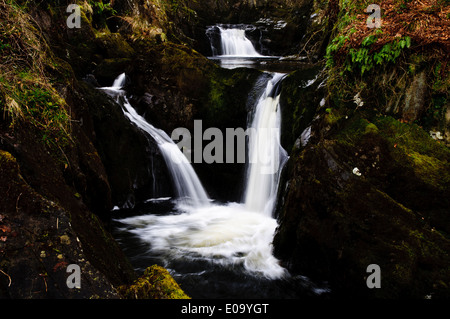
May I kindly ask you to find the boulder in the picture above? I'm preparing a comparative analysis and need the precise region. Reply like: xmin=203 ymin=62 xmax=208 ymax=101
xmin=274 ymin=113 xmax=450 ymax=298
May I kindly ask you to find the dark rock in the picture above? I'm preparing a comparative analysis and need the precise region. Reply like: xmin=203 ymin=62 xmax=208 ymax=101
xmin=402 ymin=71 xmax=428 ymax=122
xmin=0 ymin=149 xmax=120 ymax=298
xmin=93 ymin=58 xmax=133 ymax=87
xmin=274 ymin=113 xmax=450 ymax=298
xmin=77 ymin=82 xmax=173 ymax=207
xmin=0 ymin=125 xmax=136 ymax=298
xmin=279 ymin=63 xmax=326 ymax=152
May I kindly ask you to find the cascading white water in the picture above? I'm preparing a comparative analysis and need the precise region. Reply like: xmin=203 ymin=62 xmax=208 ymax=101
xmin=112 ymin=72 xmax=126 ymax=88
xmin=101 ymin=74 xmax=210 ymax=208
xmin=111 ymin=73 xmax=288 ymax=280
xmin=244 ymin=73 xmax=288 ymax=215
xmin=122 ymin=101 xmax=210 ymax=208
xmin=218 ymin=27 xmax=261 ymax=57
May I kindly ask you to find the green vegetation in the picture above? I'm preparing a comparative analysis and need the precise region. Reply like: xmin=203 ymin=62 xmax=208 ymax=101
xmin=323 ymin=0 xmax=448 ymax=142
xmin=87 ymin=0 xmax=117 ymax=29
xmin=118 ymin=265 xmax=190 ymax=299
xmin=165 ymin=0 xmax=197 ymax=21
xmin=326 ymin=32 xmax=411 ymax=75
xmin=0 ymin=0 xmax=71 ymax=149
xmin=376 ymin=116 xmax=450 ymax=190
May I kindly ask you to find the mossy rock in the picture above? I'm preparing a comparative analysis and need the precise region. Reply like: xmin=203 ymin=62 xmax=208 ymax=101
xmin=279 ymin=64 xmax=325 ymax=152
xmin=0 ymin=149 xmax=121 ymax=299
xmin=118 ymin=265 xmax=190 ymax=299
xmin=274 ymin=111 xmax=450 ymax=298
xmin=159 ymin=43 xmax=214 ymax=98
xmin=203 ymin=66 xmax=262 ymax=130
xmin=95 ymin=33 xmax=135 ymax=59
xmin=94 ymin=58 xmax=133 ymax=86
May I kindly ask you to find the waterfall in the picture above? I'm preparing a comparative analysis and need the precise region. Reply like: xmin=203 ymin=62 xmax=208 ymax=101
xmin=101 ymin=74 xmax=210 ymax=208
xmin=244 ymin=73 xmax=288 ymax=215
xmin=112 ymin=72 xmax=126 ymax=88
xmin=218 ymin=27 xmax=261 ymax=57
xmin=112 ymin=72 xmax=288 ymax=281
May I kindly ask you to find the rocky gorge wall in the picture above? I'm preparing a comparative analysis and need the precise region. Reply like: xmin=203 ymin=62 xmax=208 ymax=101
xmin=273 ymin=0 xmax=450 ymax=298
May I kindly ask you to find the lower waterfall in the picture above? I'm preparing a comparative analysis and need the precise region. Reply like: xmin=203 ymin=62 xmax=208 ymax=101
xmin=244 ymin=73 xmax=288 ymax=214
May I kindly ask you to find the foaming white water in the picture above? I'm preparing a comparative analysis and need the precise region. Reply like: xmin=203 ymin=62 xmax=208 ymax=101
xmin=219 ymin=27 xmax=261 ymax=57
xmin=117 ymin=202 xmax=286 ymax=279
xmin=245 ymin=73 xmax=288 ymax=214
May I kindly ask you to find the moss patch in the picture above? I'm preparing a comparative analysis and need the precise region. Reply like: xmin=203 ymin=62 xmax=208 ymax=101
xmin=205 ymin=66 xmax=261 ymax=129
xmin=118 ymin=265 xmax=190 ymax=299
xmin=374 ymin=116 xmax=450 ymax=191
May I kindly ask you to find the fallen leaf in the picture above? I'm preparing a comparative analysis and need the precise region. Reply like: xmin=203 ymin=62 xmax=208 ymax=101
xmin=53 ymin=261 xmax=68 ymax=272
xmin=0 ymin=225 xmax=11 ymax=233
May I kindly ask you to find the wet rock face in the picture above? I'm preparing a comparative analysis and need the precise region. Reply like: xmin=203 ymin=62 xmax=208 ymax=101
xmin=253 ymin=17 xmax=305 ymax=56
xmin=273 ymin=113 xmax=450 ymax=298
xmin=279 ymin=64 xmax=326 ymax=152
xmin=78 ymin=82 xmax=174 ymax=208
xmin=402 ymin=71 xmax=428 ymax=122
xmin=0 ymin=141 xmax=134 ymax=298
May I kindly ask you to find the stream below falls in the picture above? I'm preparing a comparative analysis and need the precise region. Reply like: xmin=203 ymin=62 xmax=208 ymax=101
xmin=112 ymin=198 xmax=330 ymax=298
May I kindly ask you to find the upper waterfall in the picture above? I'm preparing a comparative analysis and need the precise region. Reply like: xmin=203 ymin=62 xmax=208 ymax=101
xmin=218 ymin=27 xmax=261 ymax=57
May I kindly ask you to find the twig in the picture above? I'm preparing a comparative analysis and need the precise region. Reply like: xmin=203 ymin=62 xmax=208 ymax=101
xmin=39 ymin=273 xmax=48 ymax=292
xmin=16 ymin=192 xmax=23 ymax=213
xmin=0 ymin=269 xmax=12 ymax=287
